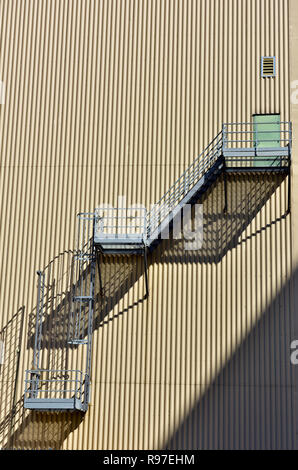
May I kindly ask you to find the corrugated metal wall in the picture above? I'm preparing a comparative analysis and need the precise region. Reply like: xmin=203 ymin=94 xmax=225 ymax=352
xmin=0 ymin=0 xmax=296 ymax=449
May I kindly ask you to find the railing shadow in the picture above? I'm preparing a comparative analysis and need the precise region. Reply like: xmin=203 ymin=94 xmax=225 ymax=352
xmin=158 ymin=172 xmax=288 ymax=264
xmin=2 ymin=396 xmax=84 ymax=449
xmin=0 ymin=307 xmax=25 ymax=448
xmin=24 ymin=172 xmax=288 ymax=351
xmin=0 ymin=171 xmax=289 ymax=448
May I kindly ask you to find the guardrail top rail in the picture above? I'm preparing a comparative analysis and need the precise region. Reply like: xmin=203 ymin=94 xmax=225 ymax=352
xmin=94 ymin=207 xmax=147 ymax=241
xmin=223 ymin=121 xmax=292 ymax=147
xmin=222 ymin=121 xmax=291 ymax=169
xmin=24 ymin=369 xmax=89 ymax=411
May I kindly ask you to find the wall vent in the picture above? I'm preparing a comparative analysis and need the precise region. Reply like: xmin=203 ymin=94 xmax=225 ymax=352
xmin=261 ymin=56 xmax=276 ymax=77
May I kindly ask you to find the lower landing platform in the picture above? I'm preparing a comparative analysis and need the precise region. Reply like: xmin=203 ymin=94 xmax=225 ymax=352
xmin=24 ymin=397 xmax=86 ymax=412
xmin=94 ymin=237 xmax=146 ymax=254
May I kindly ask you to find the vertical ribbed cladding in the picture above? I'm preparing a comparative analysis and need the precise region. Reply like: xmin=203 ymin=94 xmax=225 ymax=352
xmin=290 ymin=0 xmax=298 ymax=453
xmin=0 ymin=0 xmax=294 ymax=449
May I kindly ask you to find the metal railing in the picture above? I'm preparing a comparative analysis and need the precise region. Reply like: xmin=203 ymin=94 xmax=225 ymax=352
xmin=222 ymin=121 xmax=292 ymax=167
xmin=94 ymin=207 xmax=147 ymax=240
xmin=223 ymin=121 xmax=292 ymax=147
xmin=92 ymin=121 xmax=291 ymax=245
xmin=24 ymin=214 xmax=96 ymax=411
xmin=24 ymin=121 xmax=292 ymax=411
xmin=68 ymin=212 xmax=95 ymax=345
xmin=24 ymin=369 xmax=87 ymax=402
xmin=33 ymin=271 xmax=45 ymax=369
xmin=146 ymin=132 xmax=223 ymax=239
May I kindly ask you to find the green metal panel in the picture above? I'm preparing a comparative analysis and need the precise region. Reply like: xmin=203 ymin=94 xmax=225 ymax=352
xmin=253 ymin=114 xmax=281 ymax=167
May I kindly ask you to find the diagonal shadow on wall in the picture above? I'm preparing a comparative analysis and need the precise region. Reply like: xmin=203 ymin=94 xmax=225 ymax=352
xmin=163 ymin=264 xmax=297 ymax=450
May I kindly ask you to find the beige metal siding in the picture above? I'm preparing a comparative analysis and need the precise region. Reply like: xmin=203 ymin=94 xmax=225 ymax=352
xmin=289 ymin=0 xmax=298 ymax=448
xmin=0 ymin=0 xmax=295 ymax=449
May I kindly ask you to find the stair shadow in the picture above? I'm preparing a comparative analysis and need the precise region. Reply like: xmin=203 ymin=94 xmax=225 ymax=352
xmin=0 ymin=303 xmax=83 ymax=450
xmin=0 ymin=172 xmax=288 ymax=448
xmin=158 ymin=172 xmax=288 ymax=264
xmin=25 ymin=172 xmax=288 ymax=352
xmin=2 ymin=396 xmax=84 ymax=449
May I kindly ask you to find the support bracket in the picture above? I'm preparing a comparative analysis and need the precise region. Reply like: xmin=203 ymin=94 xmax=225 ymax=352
xmin=143 ymin=244 xmax=149 ymax=298
xmin=223 ymin=159 xmax=228 ymax=213
xmin=96 ymin=249 xmax=104 ymax=296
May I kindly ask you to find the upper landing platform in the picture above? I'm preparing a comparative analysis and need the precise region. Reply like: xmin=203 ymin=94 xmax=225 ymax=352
xmin=93 ymin=121 xmax=291 ymax=254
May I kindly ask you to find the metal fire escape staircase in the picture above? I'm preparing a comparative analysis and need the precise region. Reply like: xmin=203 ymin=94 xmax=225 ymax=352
xmin=24 ymin=122 xmax=292 ymax=412
xmin=24 ymin=217 xmax=96 ymax=411
xmin=94 ymin=122 xmax=292 ymax=253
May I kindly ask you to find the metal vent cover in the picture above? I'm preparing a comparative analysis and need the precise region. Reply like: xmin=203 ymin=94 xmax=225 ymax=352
xmin=261 ymin=56 xmax=276 ymax=77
